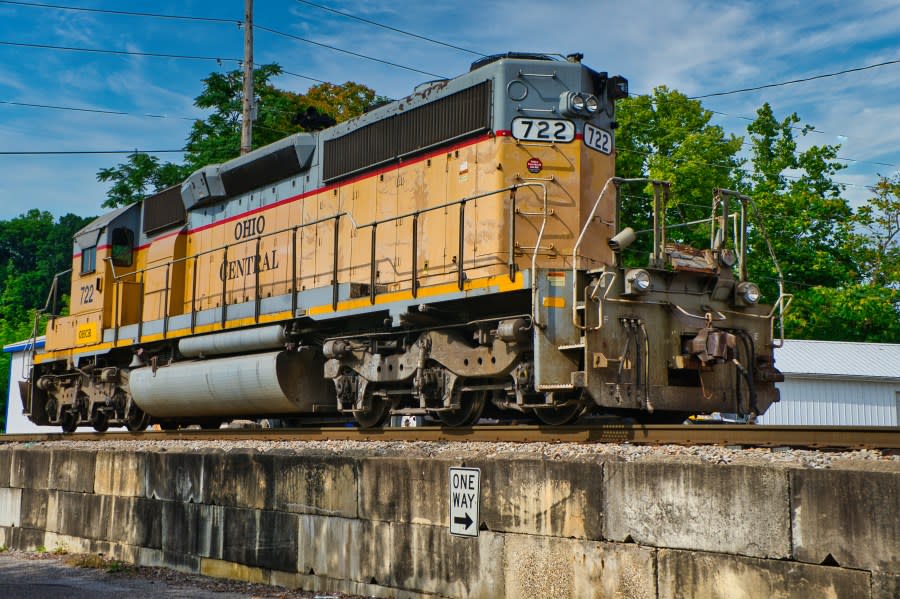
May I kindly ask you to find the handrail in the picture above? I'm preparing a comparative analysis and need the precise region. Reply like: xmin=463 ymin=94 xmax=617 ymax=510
xmin=714 ymin=188 xmax=791 ymax=348
xmin=571 ymin=177 xmax=650 ymax=331
xmin=104 ymin=182 xmax=548 ymax=337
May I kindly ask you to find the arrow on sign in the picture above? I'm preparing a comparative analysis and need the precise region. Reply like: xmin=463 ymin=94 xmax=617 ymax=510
xmin=453 ymin=512 xmax=474 ymax=530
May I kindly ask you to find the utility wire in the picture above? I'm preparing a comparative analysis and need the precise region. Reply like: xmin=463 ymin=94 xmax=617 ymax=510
xmin=622 ymin=119 xmax=898 ymax=170
xmin=690 ymin=58 xmax=900 ymax=99
xmin=0 ymin=99 xmax=195 ymax=120
xmin=281 ymin=69 xmax=328 ymax=84
xmin=0 ymin=0 xmax=239 ymax=24
xmin=617 ymin=146 xmax=872 ymax=190
xmin=294 ymin=0 xmax=484 ymax=57
xmin=0 ymin=149 xmax=184 ymax=155
xmin=0 ymin=39 xmax=241 ymax=63
xmin=255 ymin=24 xmax=445 ymax=79
xmin=0 ymin=0 xmax=446 ymax=79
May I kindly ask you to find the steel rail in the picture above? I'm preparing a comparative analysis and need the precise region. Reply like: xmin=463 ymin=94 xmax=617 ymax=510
xmin=0 ymin=425 xmax=898 ymax=449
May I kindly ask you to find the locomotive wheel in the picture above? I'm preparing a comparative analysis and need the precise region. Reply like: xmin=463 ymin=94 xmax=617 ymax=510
xmin=92 ymin=411 xmax=110 ymax=433
xmin=354 ymin=394 xmax=390 ymax=429
xmin=438 ymin=390 xmax=487 ymax=427
xmin=60 ymin=410 xmax=78 ymax=433
xmin=124 ymin=404 xmax=150 ymax=432
xmin=533 ymin=393 xmax=588 ymax=426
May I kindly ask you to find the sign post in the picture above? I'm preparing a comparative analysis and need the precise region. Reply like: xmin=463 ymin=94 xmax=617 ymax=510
xmin=449 ymin=467 xmax=481 ymax=537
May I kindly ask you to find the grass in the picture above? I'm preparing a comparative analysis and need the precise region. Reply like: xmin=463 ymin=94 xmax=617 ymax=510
xmin=64 ymin=553 xmax=133 ymax=574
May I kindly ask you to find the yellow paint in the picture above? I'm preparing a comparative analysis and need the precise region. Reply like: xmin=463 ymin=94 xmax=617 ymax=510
xmin=543 ymin=296 xmax=566 ymax=309
xmin=41 ymin=124 xmax=616 ymax=363
xmin=199 ymin=558 xmax=268 ymax=584
xmin=75 ymin=322 xmax=99 ymax=345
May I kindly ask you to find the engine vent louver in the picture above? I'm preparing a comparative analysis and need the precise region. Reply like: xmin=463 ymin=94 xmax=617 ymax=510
xmin=143 ymin=184 xmax=186 ymax=235
xmin=323 ymin=80 xmax=492 ymax=181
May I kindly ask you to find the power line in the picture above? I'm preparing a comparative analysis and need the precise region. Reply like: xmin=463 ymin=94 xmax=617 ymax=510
xmin=617 ymin=146 xmax=873 ymax=190
xmin=0 ymin=0 xmax=447 ymax=80
xmin=255 ymin=24 xmax=445 ymax=79
xmin=0 ymin=39 xmax=241 ymax=64
xmin=294 ymin=0 xmax=484 ymax=57
xmin=0 ymin=99 xmax=196 ymax=120
xmin=690 ymin=58 xmax=900 ymax=99
xmin=0 ymin=0 xmax=238 ymax=24
xmin=0 ymin=149 xmax=184 ymax=155
xmin=281 ymin=69 xmax=328 ymax=84
xmin=622 ymin=118 xmax=898 ymax=170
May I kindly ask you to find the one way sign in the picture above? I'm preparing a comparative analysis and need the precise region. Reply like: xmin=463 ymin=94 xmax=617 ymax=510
xmin=449 ymin=467 xmax=481 ymax=537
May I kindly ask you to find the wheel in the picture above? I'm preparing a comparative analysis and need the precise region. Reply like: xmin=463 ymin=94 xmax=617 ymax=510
xmin=92 ymin=411 xmax=109 ymax=433
xmin=438 ymin=390 xmax=487 ymax=427
xmin=533 ymin=393 xmax=588 ymax=426
xmin=124 ymin=404 xmax=150 ymax=432
xmin=354 ymin=394 xmax=390 ymax=428
xmin=60 ymin=410 xmax=78 ymax=433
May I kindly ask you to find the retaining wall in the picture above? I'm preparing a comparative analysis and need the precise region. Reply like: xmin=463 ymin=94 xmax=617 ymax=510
xmin=0 ymin=444 xmax=896 ymax=598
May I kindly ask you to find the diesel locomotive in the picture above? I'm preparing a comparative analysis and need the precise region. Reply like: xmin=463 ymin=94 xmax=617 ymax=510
xmin=19 ymin=52 xmax=789 ymax=432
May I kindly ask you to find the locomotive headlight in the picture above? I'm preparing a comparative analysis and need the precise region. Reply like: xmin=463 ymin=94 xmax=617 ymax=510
xmin=571 ymin=93 xmax=586 ymax=112
xmin=736 ymin=281 xmax=760 ymax=305
xmin=585 ymin=95 xmax=600 ymax=112
xmin=625 ymin=269 xmax=652 ymax=294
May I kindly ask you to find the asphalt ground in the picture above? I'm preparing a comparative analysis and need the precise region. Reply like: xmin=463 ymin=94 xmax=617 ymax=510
xmin=0 ymin=551 xmax=350 ymax=599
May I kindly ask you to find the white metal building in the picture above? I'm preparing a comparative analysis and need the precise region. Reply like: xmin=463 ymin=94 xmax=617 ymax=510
xmin=3 ymin=337 xmax=58 ymax=434
xmin=759 ymin=340 xmax=900 ymax=426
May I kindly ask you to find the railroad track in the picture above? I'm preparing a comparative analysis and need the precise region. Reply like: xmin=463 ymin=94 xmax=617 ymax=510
xmin=1 ymin=425 xmax=898 ymax=450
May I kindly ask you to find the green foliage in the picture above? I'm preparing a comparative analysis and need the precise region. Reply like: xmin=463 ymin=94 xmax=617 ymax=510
xmin=616 ymin=91 xmax=897 ymax=342
xmin=0 ymin=210 xmax=91 ymax=430
xmin=615 ymin=87 xmax=744 ymax=256
xmin=785 ymin=285 xmax=900 ymax=342
xmin=848 ymin=175 xmax=900 ymax=287
xmin=97 ymin=64 xmax=385 ymax=209
xmin=744 ymin=103 xmax=855 ymax=300
xmin=96 ymin=153 xmax=188 ymax=209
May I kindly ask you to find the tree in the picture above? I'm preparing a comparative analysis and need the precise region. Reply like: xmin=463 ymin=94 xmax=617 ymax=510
xmin=96 ymin=153 xmax=188 ymax=209
xmin=744 ymin=103 xmax=855 ymax=300
xmin=848 ymin=174 xmax=900 ymax=287
xmin=0 ymin=210 xmax=92 ymax=428
xmin=97 ymin=64 xmax=386 ymax=208
xmin=615 ymin=87 xmax=744 ymax=257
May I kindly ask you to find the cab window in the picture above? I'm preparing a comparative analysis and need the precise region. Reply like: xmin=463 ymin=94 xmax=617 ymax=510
xmin=111 ymin=228 xmax=134 ymax=267
xmin=81 ymin=245 xmax=97 ymax=274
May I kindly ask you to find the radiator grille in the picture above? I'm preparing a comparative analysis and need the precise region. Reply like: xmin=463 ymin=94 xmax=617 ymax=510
xmin=142 ymin=185 xmax=186 ymax=235
xmin=324 ymin=80 xmax=492 ymax=181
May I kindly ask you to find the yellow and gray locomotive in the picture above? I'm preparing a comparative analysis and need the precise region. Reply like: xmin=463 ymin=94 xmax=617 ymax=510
xmin=20 ymin=53 xmax=787 ymax=432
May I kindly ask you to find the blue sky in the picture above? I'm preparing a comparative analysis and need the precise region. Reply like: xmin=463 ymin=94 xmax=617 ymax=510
xmin=0 ymin=0 xmax=898 ymax=221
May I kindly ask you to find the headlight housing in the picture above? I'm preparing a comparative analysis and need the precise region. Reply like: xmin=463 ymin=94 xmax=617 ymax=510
xmin=559 ymin=91 xmax=599 ymax=116
xmin=625 ymin=269 xmax=652 ymax=294
xmin=735 ymin=281 xmax=760 ymax=305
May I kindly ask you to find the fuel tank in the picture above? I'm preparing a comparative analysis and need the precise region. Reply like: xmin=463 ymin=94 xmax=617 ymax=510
xmin=129 ymin=350 xmax=335 ymax=418
xmin=178 ymin=324 xmax=285 ymax=358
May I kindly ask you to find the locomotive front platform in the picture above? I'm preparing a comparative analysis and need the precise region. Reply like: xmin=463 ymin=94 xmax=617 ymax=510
xmin=0 ymin=440 xmax=896 ymax=598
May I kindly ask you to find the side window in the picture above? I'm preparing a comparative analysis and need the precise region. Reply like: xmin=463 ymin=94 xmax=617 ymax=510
xmin=81 ymin=245 xmax=97 ymax=274
xmin=111 ymin=228 xmax=134 ymax=267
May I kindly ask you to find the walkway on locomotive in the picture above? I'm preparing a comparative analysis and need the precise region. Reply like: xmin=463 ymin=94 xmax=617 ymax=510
xmin=35 ymin=54 xmax=624 ymax=365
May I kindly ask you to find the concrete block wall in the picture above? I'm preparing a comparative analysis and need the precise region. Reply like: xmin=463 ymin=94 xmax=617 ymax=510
xmin=0 ymin=445 xmax=896 ymax=599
